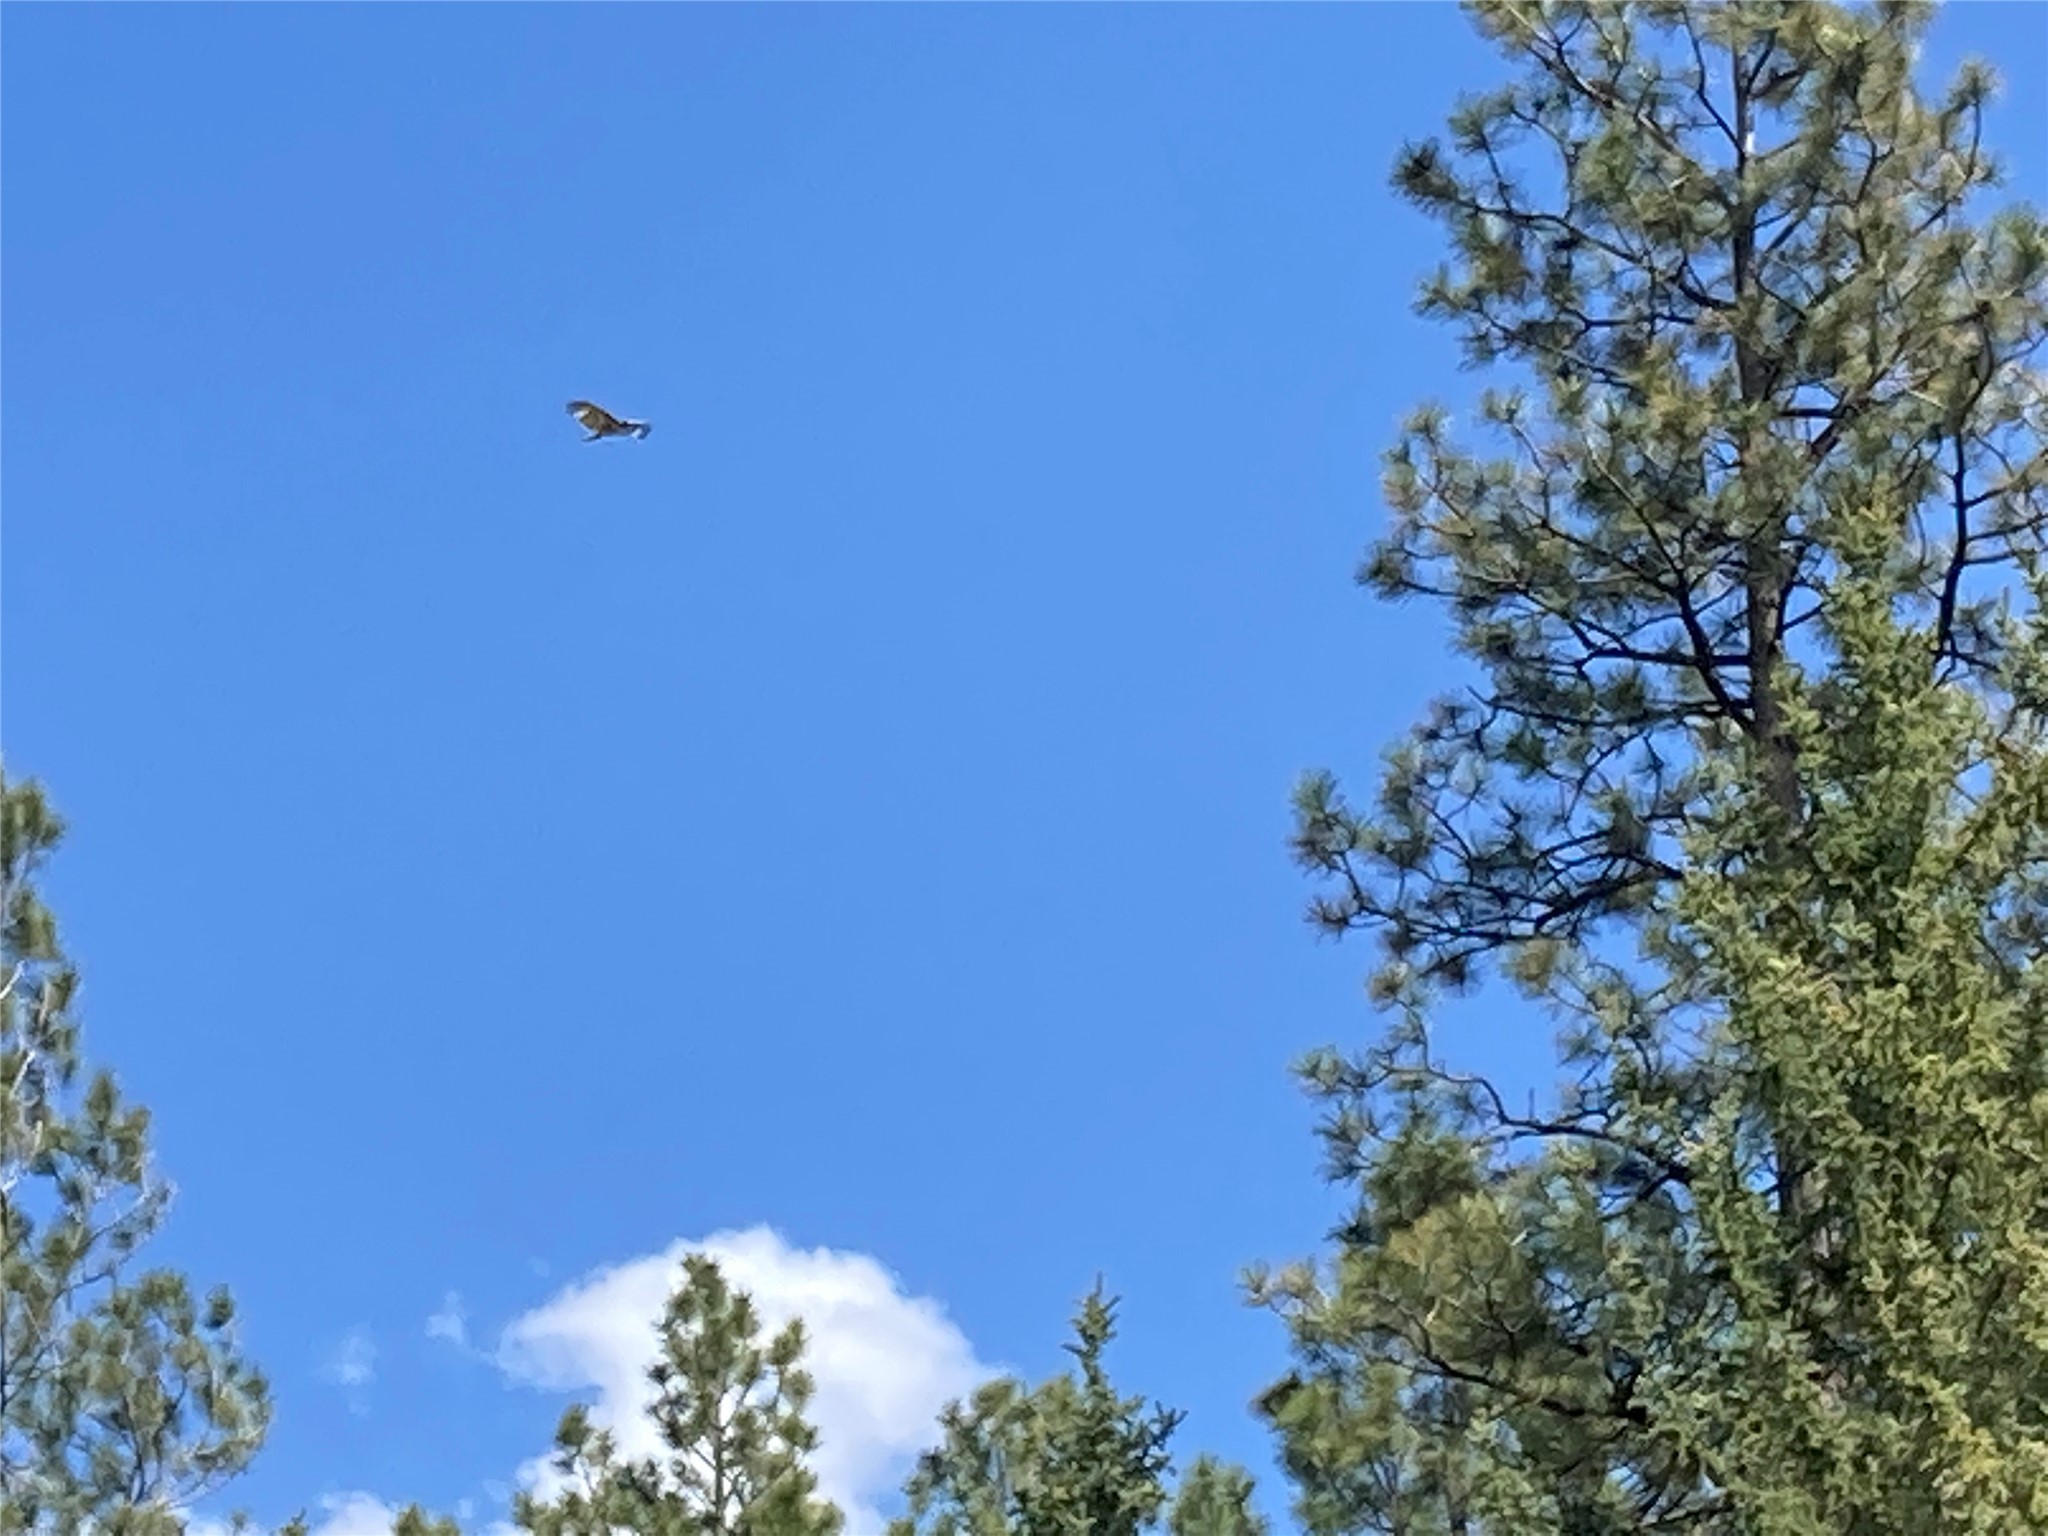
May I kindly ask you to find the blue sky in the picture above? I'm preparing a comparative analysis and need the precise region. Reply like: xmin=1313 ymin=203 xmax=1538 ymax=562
xmin=4 ymin=3 xmax=2043 ymax=1531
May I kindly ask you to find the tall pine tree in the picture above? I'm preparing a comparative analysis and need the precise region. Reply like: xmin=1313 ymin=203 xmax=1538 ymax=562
xmin=513 ymin=1253 xmax=842 ymax=1536
xmin=0 ymin=767 xmax=276 ymax=1533
xmin=1251 ymin=1 xmax=2048 ymax=1530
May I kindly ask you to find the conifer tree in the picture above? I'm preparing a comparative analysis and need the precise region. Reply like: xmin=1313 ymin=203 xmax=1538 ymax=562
xmin=1251 ymin=1 xmax=2048 ymax=1530
xmin=389 ymin=1508 xmax=461 ymax=1536
xmin=890 ymin=1285 xmax=1262 ymax=1536
xmin=1164 ymin=1457 xmax=1268 ymax=1536
xmin=513 ymin=1253 xmax=841 ymax=1536
xmin=0 ymin=767 xmax=275 ymax=1533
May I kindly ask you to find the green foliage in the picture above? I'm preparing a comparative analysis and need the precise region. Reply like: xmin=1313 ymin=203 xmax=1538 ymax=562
xmin=1164 ymin=1456 xmax=1268 ymax=1536
xmin=890 ymin=1284 xmax=1260 ymax=1536
xmin=512 ymin=1253 xmax=842 ymax=1536
xmin=389 ymin=1506 xmax=462 ymax=1536
xmin=1257 ymin=1 xmax=2048 ymax=1531
xmin=0 ymin=767 xmax=276 ymax=1534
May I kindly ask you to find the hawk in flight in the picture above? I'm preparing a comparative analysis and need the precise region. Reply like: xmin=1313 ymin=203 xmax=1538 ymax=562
xmin=567 ymin=400 xmax=651 ymax=441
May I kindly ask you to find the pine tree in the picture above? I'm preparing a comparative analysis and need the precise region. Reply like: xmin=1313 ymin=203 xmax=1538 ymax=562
xmin=1250 ymin=1 xmax=2048 ymax=1530
xmin=389 ymin=1509 xmax=462 ymax=1536
xmin=513 ymin=1253 xmax=842 ymax=1536
xmin=890 ymin=1284 xmax=1261 ymax=1536
xmin=1164 ymin=1457 xmax=1268 ymax=1536
xmin=0 ymin=767 xmax=276 ymax=1533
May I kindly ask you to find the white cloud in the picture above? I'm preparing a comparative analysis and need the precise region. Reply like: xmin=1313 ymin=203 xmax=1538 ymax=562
xmin=427 ymin=1291 xmax=469 ymax=1349
xmin=494 ymin=1225 xmax=998 ymax=1534
xmin=325 ymin=1329 xmax=377 ymax=1387
xmin=321 ymin=1328 xmax=378 ymax=1415
xmin=213 ymin=1231 xmax=989 ymax=1536
xmin=309 ymin=1494 xmax=406 ymax=1536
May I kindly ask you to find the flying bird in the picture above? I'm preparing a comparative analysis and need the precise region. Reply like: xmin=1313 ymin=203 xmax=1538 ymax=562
xmin=567 ymin=400 xmax=651 ymax=441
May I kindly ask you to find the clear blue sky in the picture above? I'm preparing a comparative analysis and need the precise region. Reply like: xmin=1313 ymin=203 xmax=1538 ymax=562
xmin=5 ymin=4 xmax=2043 ymax=1531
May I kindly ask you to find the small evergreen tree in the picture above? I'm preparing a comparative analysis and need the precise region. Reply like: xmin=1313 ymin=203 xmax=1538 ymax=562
xmin=389 ymin=1509 xmax=462 ymax=1536
xmin=1164 ymin=1457 xmax=1268 ymax=1536
xmin=890 ymin=1284 xmax=1261 ymax=1536
xmin=513 ymin=1253 xmax=841 ymax=1536
xmin=0 ymin=767 xmax=275 ymax=1534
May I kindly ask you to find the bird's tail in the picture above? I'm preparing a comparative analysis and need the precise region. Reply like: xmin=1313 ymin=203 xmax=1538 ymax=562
xmin=631 ymin=421 xmax=652 ymax=439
